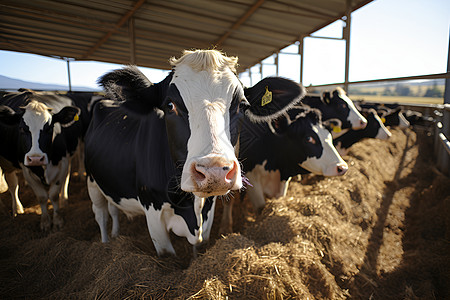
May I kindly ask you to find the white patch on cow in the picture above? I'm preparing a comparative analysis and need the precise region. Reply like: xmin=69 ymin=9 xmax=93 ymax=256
xmin=339 ymin=93 xmax=367 ymax=129
xmin=300 ymin=125 xmax=348 ymax=176
xmin=22 ymin=101 xmax=52 ymax=165
xmin=398 ymin=112 xmax=410 ymax=128
xmin=245 ymin=161 xmax=291 ymax=211
xmin=374 ymin=114 xmax=392 ymax=139
xmin=334 ymin=141 xmax=349 ymax=157
xmin=88 ymin=178 xmax=216 ymax=256
xmin=171 ymin=55 xmax=242 ymax=195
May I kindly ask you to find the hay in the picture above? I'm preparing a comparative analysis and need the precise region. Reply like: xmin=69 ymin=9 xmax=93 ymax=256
xmin=0 ymin=127 xmax=449 ymax=299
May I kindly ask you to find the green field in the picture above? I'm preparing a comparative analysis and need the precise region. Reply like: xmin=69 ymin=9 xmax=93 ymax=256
xmin=348 ymin=94 xmax=444 ymax=105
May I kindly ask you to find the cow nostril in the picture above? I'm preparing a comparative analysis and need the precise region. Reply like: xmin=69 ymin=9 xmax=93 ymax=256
xmin=225 ymin=162 xmax=237 ymax=181
xmin=192 ymin=164 xmax=206 ymax=182
xmin=40 ymin=157 xmax=44 ymax=162
xmin=337 ymin=164 xmax=348 ymax=174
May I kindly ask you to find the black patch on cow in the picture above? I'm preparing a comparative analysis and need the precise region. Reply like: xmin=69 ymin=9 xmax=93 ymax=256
xmin=243 ymin=77 xmax=306 ymax=122
xmin=333 ymin=109 xmax=382 ymax=150
xmin=28 ymin=166 xmax=49 ymax=187
xmin=302 ymin=90 xmax=353 ymax=130
xmin=239 ymin=106 xmax=324 ymax=180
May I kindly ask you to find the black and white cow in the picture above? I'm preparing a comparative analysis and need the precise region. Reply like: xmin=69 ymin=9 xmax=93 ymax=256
xmin=85 ymin=50 xmax=304 ymax=256
xmin=357 ymin=102 xmax=409 ymax=128
xmin=219 ymin=102 xmax=348 ymax=232
xmin=381 ymin=107 xmax=410 ymax=128
xmin=333 ymin=108 xmax=392 ymax=156
xmin=0 ymin=90 xmax=83 ymax=228
xmin=302 ymin=87 xmax=367 ymax=138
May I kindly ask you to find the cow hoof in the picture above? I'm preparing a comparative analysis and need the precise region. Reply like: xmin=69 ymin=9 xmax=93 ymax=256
xmin=40 ymin=218 xmax=52 ymax=232
xmin=218 ymin=225 xmax=233 ymax=236
xmin=59 ymin=198 xmax=69 ymax=208
xmin=53 ymin=215 xmax=64 ymax=230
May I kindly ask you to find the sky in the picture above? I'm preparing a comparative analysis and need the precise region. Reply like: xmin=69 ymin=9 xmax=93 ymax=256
xmin=0 ymin=0 xmax=449 ymax=90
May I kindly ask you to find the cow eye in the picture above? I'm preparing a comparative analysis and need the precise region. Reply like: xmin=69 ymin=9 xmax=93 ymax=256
xmin=306 ymin=136 xmax=316 ymax=144
xmin=167 ymin=102 xmax=176 ymax=113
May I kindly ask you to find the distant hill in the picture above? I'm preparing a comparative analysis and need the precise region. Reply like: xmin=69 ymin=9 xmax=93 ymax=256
xmin=0 ymin=75 xmax=100 ymax=92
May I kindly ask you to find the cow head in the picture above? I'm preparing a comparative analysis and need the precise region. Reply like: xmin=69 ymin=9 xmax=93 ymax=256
xmin=98 ymin=50 xmax=302 ymax=198
xmin=321 ymin=87 xmax=367 ymax=130
xmin=0 ymin=99 xmax=80 ymax=167
xmin=272 ymin=106 xmax=348 ymax=176
xmin=362 ymin=109 xmax=392 ymax=140
xmin=381 ymin=107 xmax=410 ymax=128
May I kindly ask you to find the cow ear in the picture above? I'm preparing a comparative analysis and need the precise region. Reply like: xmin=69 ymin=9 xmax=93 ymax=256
xmin=52 ymin=106 xmax=81 ymax=127
xmin=98 ymin=66 xmax=171 ymax=114
xmin=270 ymin=115 xmax=289 ymax=134
xmin=243 ymin=77 xmax=306 ymax=123
xmin=0 ymin=105 xmax=22 ymax=126
xmin=322 ymin=91 xmax=331 ymax=104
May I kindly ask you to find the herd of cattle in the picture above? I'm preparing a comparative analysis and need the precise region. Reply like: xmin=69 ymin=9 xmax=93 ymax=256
xmin=0 ymin=50 xmax=429 ymax=256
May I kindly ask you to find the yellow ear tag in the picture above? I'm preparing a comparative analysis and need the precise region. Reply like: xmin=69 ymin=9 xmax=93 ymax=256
xmin=381 ymin=117 xmax=386 ymax=123
xmin=74 ymin=114 xmax=79 ymax=121
xmin=333 ymin=126 xmax=342 ymax=133
xmin=261 ymin=86 xmax=272 ymax=106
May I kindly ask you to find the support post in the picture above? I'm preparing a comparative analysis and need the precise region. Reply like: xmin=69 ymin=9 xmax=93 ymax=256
xmin=444 ymin=24 xmax=450 ymax=105
xmin=275 ymin=52 xmax=279 ymax=77
xmin=343 ymin=0 xmax=352 ymax=92
xmin=66 ymin=58 xmax=72 ymax=92
xmin=299 ymin=36 xmax=305 ymax=83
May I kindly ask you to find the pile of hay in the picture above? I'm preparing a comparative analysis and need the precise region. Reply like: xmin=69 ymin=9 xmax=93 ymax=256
xmin=0 ymin=127 xmax=449 ymax=299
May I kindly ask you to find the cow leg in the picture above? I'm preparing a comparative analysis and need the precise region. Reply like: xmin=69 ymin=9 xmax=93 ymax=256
xmin=88 ymin=179 xmax=111 ymax=243
xmin=5 ymin=172 xmax=24 ymax=216
xmin=49 ymin=184 xmax=64 ymax=230
xmin=76 ymin=141 xmax=86 ymax=177
xmin=219 ymin=196 xmax=234 ymax=234
xmin=279 ymin=177 xmax=292 ymax=198
xmin=145 ymin=208 xmax=176 ymax=256
xmin=36 ymin=192 xmax=51 ymax=231
xmin=245 ymin=172 xmax=266 ymax=213
xmin=22 ymin=169 xmax=51 ymax=230
xmin=108 ymin=202 xmax=120 ymax=239
xmin=59 ymin=163 xmax=71 ymax=208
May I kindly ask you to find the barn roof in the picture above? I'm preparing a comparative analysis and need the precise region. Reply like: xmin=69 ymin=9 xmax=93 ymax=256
xmin=0 ymin=0 xmax=374 ymax=72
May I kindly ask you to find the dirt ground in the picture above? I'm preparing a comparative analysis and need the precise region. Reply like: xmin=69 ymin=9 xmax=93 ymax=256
xmin=0 ymin=127 xmax=449 ymax=299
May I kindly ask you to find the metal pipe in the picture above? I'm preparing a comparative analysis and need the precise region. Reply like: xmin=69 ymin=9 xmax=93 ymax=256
xmin=66 ymin=58 xmax=72 ymax=92
xmin=299 ymin=37 xmax=304 ymax=83
xmin=439 ymin=133 xmax=450 ymax=155
xmin=343 ymin=0 xmax=352 ymax=92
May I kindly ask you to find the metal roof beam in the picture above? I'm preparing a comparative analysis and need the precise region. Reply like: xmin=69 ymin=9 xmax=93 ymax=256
xmin=215 ymin=0 xmax=265 ymax=47
xmin=82 ymin=0 xmax=146 ymax=59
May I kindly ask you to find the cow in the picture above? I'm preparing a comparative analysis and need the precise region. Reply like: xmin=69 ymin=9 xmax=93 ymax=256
xmin=357 ymin=102 xmax=409 ymax=128
xmin=220 ymin=93 xmax=348 ymax=233
xmin=85 ymin=50 xmax=305 ymax=256
xmin=381 ymin=107 xmax=410 ymax=128
xmin=302 ymin=87 xmax=367 ymax=138
xmin=333 ymin=108 xmax=392 ymax=156
xmin=0 ymin=89 xmax=84 ymax=229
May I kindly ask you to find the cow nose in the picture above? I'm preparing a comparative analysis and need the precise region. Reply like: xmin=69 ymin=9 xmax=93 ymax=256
xmin=336 ymin=162 xmax=348 ymax=175
xmin=191 ymin=157 xmax=238 ymax=195
xmin=359 ymin=119 xmax=368 ymax=128
xmin=25 ymin=154 xmax=46 ymax=166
